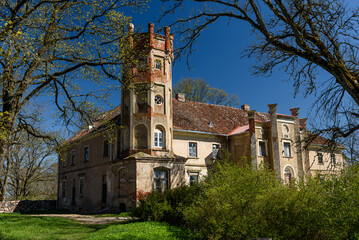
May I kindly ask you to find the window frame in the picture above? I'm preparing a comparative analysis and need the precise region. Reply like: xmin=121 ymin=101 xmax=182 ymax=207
xmin=79 ymin=177 xmax=84 ymax=198
xmin=283 ymin=141 xmax=292 ymax=157
xmin=84 ymin=146 xmax=89 ymax=162
xmin=154 ymin=168 xmax=169 ymax=192
xmin=212 ymin=144 xmax=220 ymax=159
xmin=154 ymin=95 xmax=163 ymax=105
xmin=71 ymin=151 xmax=75 ymax=166
xmin=103 ymin=140 xmax=109 ymax=157
xmin=258 ymin=140 xmax=267 ymax=157
xmin=154 ymin=128 xmax=164 ymax=149
xmin=62 ymin=180 xmax=66 ymax=199
xmin=331 ymin=153 xmax=336 ymax=166
xmin=189 ymin=142 xmax=198 ymax=157
xmin=154 ymin=59 xmax=162 ymax=70
xmin=317 ymin=152 xmax=323 ymax=165
xmin=189 ymin=172 xmax=199 ymax=185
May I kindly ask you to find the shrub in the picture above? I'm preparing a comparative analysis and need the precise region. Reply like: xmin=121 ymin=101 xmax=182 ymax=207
xmin=132 ymin=184 xmax=201 ymax=225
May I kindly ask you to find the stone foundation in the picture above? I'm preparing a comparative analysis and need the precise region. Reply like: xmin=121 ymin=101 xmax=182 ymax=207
xmin=0 ymin=200 xmax=56 ymax=213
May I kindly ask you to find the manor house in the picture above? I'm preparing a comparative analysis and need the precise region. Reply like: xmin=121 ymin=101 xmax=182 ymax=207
xmin=58 ymin=23 xmax=345 ymax=212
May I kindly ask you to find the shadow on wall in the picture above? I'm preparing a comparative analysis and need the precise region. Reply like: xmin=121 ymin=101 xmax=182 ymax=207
xmin=0 ymin=200 xmax=57 ymax=213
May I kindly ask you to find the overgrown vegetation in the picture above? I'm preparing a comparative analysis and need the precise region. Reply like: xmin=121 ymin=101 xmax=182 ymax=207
xmin=133 ymin=160 xmax=359 ymax=240
xmin=0 ymin=213 xmax=188 ymax=240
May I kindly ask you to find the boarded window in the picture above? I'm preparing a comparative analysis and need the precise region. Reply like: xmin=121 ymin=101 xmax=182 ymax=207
xmin=134 ymin=125 xmax=148 ymax=149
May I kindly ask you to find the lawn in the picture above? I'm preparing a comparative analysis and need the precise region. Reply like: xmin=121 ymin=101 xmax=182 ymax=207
xmin=0 ymin=213 xmax=188 ymax=240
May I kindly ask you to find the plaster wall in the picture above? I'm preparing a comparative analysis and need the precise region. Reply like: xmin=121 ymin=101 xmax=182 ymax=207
xmin=308 ymin=148 xmax=344 ymax=176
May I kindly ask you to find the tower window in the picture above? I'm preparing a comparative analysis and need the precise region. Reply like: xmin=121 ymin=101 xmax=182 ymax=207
xmin=283 ymin=142 xmax=291 ymax=157
xmin=154 ymin=95 xmax=163 ymax=105
xmin=154 ymin=129 xmax=163 ymax=148
xmin=154 ymin=59 xmax=162 ymax=70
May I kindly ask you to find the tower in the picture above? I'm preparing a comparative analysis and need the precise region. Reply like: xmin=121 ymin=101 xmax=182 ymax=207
xmin=120 ymin=23 xmax=174 ymax=158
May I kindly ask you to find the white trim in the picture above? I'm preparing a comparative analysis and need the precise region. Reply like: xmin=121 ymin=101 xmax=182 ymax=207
xmin=283 ymin=164 xmax=296 ymax=179
xmin=278 ymin=119 xmax=294 ymax=124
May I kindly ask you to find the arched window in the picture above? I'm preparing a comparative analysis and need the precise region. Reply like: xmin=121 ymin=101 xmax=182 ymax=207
xmin=284 ymin=165 xmax=295 ymax=184
xmin=154 ymin=126 xmax=165 ymax=149
xmin=134 ymin=124 xmax=148 ymax=149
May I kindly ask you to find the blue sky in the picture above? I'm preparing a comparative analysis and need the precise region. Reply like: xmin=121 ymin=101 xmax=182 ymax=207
xmin=116 ymin=1 xmax=318 ymax=119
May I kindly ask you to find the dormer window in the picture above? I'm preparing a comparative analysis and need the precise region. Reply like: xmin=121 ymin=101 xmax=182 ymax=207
xmin=154 ymin=95 xmax=163 ymax=105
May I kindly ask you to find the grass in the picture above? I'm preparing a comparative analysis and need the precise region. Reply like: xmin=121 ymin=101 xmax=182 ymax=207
xmin=93 ymin=212 xmax=133 ymax=218
xmin=0 ymin=213 xmax=189 ymax=240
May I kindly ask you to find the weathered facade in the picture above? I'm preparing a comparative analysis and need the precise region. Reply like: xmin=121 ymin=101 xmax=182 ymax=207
xmin=58 ymin=24 xmax=345 ymax=212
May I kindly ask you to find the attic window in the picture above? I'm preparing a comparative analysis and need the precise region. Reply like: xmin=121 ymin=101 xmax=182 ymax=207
xmin=208 ymin=121 xmax=213 ymax=127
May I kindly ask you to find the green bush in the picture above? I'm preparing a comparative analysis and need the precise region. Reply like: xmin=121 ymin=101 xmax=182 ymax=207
xmin=132 ymin=184 xmax=201 ymax=225
xmin=134 ymin=161 xmax=359 ymax=240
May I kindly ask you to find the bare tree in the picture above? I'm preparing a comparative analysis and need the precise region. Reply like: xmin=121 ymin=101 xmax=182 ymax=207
xmin=162 ymin=0 xmax=359 ymax=138
xmin=0 ymin=0 xmax=148 ymax=184
xmin=5 ymin=131 xmax=57 ymax=200
xmin=173 ymin=77 xmax=240 ymax=106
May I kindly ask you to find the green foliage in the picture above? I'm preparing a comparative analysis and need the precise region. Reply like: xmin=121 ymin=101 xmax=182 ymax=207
xmin=0 ymin=213 xmax=188 ymax=240
xmin=134 ymin=159 xmax=359 ymax=240
xmin=173 ymin=78 xmax=240 ymax=107
xmin=132 ymin=184 xmax=202 ymax=225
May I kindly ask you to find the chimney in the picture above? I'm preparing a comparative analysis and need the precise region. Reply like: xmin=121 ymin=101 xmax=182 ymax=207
xmin=290 ymin=108 xmax=300 ymax=117
xmin=128 ymin=23 xmax=134 ymax=47
xmin=175 ymin=93 xmax=185 ymax=102
xmin=268 ymin=103 xmax=278 ymax=116
xmin=164 ymin=26 xmax=171 ymax=52
xmin=241 ymin=104 xmax=250 ymax=111
xmin=148 ymin=23 xmax=154 ymax=47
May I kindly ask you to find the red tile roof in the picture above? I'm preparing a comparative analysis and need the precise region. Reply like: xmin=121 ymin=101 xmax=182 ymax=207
xmin=63 ymin=99 xmax=343 ymax=149
xmin=63 ymin=105 xmax=121 ymax=145
xmin=172 ymin=99 xmax=270 ymax=135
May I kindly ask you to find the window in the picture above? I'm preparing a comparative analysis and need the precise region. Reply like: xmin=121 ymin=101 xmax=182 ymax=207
xmin=284 ymin=166 xmax=294 ymax=184
xmin=79 ymin=177 xmax=84 ymax=198
xmin=212 ymin=144 xmax=219 ymax=158
xmin=154 ymin=59 xmax=161 ymax=70
xmin=283 ymin=142 xmax=291 ymax=157
xmin=62 ymin=157 xmax=67 ymax=167
xmin=154 ymin=169 xmax=168 ymax=192
xmin=103 ymin=140 xmax=109 ymax=157
xmin=154 ymin=129 xmax=163 ymax=148
xmin=154 ymin=95 xmax=163 ymax=105
xmin=331 ymin=154 xmax=336 ymax=166
xmin=62 ymin=180 xmax=66 ymax=198
xmin=71 ymin=151 xmax=75 ymax=165
xmin=189 ymin=172 xmax=199 ymax=185
xmin=258 ymin=141 xmax=266 ymax=156
xmin=318 ymin=153 xmax=323 ymax=164
xmin=84 ymin=146 xmax=89 ymax=162
xmin=189 ymin=142 xmax=197 ymax=157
